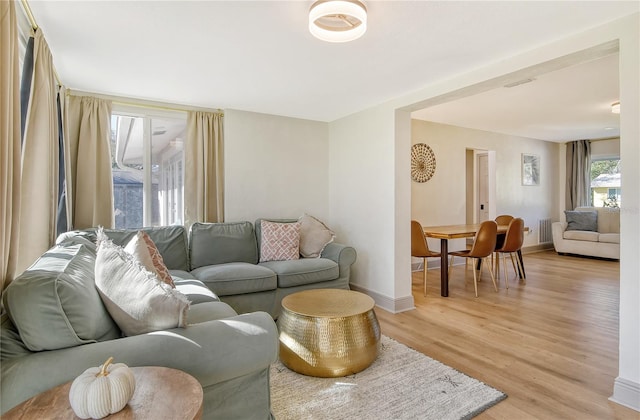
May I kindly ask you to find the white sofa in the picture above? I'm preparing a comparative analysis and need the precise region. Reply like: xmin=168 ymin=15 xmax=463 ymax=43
xmin=552 ymin=206 xmax=620 ymax=260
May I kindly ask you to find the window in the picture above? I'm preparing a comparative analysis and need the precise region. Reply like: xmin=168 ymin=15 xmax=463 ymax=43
xmin=111 ymin=110 xmax=187 ymax=228
xmin=590 ymin=158 xmax=621 ymax=207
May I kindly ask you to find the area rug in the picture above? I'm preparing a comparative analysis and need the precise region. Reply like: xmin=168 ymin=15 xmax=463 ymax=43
xmin=270 ymin=335 xmax=506 ymax=420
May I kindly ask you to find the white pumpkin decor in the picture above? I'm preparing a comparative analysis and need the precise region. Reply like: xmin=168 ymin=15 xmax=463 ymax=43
xmin=69 ymin=357 xmax=136 ymax=419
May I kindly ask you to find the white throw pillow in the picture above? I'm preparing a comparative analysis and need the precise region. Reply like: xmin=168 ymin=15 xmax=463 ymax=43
xmin=95 ymin=229 xmax=189 ymax=336
xmin=298 ymin=214 xmax=335 ymax=258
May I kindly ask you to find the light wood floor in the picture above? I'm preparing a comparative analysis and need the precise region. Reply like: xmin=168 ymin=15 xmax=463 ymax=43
xmin=375 ymin=250 xmax=639 ymax=419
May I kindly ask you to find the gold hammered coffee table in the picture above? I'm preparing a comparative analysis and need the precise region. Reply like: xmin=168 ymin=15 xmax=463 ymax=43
xmin=277 ymin=289 xmax=381 ymax=378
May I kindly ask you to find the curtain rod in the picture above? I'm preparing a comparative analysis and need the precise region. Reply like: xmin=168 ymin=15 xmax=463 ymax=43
xmin=20 ymin=0 xmax=63 ymax=87
xmin=20 ymin=0 xmax=37 ymax=30
xmin=68 ymin=90 xmax=223 ymax=116
xmin=112 ymin=100 xmax=224 ymax=116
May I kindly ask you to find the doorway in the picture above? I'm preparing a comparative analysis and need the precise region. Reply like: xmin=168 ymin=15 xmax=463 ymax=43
xmin=464 ymin=149 xmax=496 ymax=227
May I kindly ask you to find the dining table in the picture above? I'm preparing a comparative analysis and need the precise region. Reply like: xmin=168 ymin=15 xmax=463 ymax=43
xmin=422 ymin=223 xmax=527 ymax=297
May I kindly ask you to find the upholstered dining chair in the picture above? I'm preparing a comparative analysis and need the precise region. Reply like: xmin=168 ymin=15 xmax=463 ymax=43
xmin=494 ymin=217 xmax=526 ymax=288
xmin=448 ymin=220 xmax=498 ymax=297
xmin=411 ymin=220 xmax=441 ymax=296
xmin=493 ymin=214 xmax=514 ymax=254
xmin=495 ymin=214 xmax=514 ymax=225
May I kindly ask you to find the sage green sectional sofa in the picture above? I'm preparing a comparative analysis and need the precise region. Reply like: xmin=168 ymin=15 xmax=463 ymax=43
xmin=1 ymin=220 xmax=357 ymax=418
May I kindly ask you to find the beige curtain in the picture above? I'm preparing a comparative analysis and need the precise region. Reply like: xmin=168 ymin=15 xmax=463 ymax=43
xmin=1 ymin=0 xmax=22 ymax=291
xmin=565 ymin=140 xmax=591 ymax=210
xmin=65 ymin=95 xmax=114 ymax=229
xmin=13 ymin=29 xmax=60 ymax=276
xmin=185 ymin=111 xmax=224 ymax=226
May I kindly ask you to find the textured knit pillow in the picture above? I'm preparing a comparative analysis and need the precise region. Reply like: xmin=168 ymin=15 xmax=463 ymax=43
xmin=260 ymin=221 xmax=301 ymax=262
xmin=298 ymin=213 xmax=336 ymax=258
xmin=125 ymin=231 xmax=175 ymax=288
xmin=565 ymin=210 xmax=598 ymax=232
xmin=95 ymin=229 xmax=189 ymax=336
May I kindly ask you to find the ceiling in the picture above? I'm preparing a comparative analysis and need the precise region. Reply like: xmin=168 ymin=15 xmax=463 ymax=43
xmin=412 ymin=53 xmax=621 ymax=142
xmin=26 ymin=1 xmax=639 ymax=141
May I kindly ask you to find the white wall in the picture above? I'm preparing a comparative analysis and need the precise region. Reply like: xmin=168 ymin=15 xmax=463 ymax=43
xmin=328 ymin=13 xmax=639 ymax=410
xmin=591 ymin=137 xmax=620 ymax=159
xmin=224 ymin=109 xmax=330 ymax=223
xmin=327 ymin=107 xmax=413 ymax=311
xmin=411 ymin=120 xmax=559 ymax=254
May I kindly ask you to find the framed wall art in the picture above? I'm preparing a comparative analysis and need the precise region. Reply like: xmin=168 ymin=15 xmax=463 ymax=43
xmin=522 ymin=153 xmax=540 ymax=186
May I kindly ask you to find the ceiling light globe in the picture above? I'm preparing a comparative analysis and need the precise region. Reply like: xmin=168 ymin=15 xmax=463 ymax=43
xmin=611 ymin=101 xmax=620 ymax=114
xmin=309 ymin=0 xmax=367 ymax=43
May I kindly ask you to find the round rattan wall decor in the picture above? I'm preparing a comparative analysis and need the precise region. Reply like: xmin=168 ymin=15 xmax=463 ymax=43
xmin=411 ymin=143 xmax=436 ymax=183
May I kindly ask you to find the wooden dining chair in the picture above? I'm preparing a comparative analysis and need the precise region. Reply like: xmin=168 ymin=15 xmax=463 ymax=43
xmin=494 ymin=217 xmax=526 ymax=288
xmin=448 ymin=220 xmax=498 ymax=297
xmin=411 ymin=220 xmax=441 ymax=296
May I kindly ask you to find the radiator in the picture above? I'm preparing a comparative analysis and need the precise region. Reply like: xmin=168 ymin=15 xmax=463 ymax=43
xmin=538 ymin=218 xmax=552 ymax=243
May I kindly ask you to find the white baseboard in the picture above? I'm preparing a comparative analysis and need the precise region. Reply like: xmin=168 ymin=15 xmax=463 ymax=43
xmin=610 ymin=377 xmax=640 ymax=412
xmin=350 ymin=284 xmax=415 ymax=314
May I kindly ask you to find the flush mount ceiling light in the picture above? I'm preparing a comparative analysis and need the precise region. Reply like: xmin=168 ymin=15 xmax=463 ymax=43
xmin=611 ymin=101 xmax=620 ymax=114
xmin=309 ymin=0 xmax=367 ymax=43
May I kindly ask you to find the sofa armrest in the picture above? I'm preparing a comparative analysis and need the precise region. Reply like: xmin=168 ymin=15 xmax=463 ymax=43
xmin=1 ymin=311 xmax=278 ymax=414
xmin=321 ymin=242 xmax=357 ymax=279
xmin=552 ymin=222 xmax=568 ymax=251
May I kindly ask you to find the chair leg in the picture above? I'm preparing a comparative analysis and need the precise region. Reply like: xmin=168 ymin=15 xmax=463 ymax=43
xmin=472 ymin=258 xmax=479 ymax=297
xmin=502 ymin=253 xmax=509 ymax=289
xmin=448 ymin=255 xmax=454 ymax=278
xmin=515 ymin=252 xmax=526 ymax=283
xmin=484 ymin=257 xmax=498 ymax=292
xmin=423 ymin=258 xmax=428 ymax=297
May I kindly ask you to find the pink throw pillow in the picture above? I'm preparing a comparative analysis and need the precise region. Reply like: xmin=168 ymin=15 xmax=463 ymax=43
xmin=125 ymin=231 xmax=175 ymax=288
xmin=260 ymin=221 xmax=301 ymax=262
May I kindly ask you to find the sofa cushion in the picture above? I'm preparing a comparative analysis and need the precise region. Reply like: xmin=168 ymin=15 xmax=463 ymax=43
xmin=72 ymin=225 xmax=189 ymax=271
xmin=125 ymin=231 xmax=175 ymax=287
xmin=299 ymin=213 xmax=335 ymax=258
xmin=1 ymin=313 xmax=32 ymax=360
xmin=186 ymin=301 xmax=238 ymax=324
xmin=169 ymin=269 xmax=197 ymax=280
xmin=3 ymin=243 xmax=120 ymax=351
xmin=565 ymin=210 xmax=598 ymax=232
xmin=259 ymin=258 xmax=339 ymax=288
xmin=597 ymin=207 xmax=620 ymax=234
xmin=174 ymin=279 xmax=220 ymax=304
xmin=259 ymin=220 xmax=301 ymax=262
xmin=191 ymin=263 xmax=277 ymax=296
xmin=599 ymin=233 xmax=620 ymax=244
xmin=92 ymin=226 xmax=190 ymax=271
xmin=190 ymin=222 xmax=258 ymax=269
xmin=563 ymin=230 xmax=599 ymax=242
xmin=55 ymin=230 xmax=98 ymax=250
xmin=95 ymin=232 xmax=190 ymax=336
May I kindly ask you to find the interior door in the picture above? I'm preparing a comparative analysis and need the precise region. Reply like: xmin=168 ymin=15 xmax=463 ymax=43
xmin=477 ymin=153 xmax=489 ymax=222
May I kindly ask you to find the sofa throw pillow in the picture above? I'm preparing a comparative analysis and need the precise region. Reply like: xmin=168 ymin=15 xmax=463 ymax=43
xmin=298 ymin=213 xmax=336 ymax=258
xmin=260 ymin=221 xmax=301 ymax=262
xmin=95 ymin=229 xmax=189 ymax=336
xmin=565 ymin=210 xmax=598 ymax=232
xmin=125 ymin=231 xmax=175 ymax=288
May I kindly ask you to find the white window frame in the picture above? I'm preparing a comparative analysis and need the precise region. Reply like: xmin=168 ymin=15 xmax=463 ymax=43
xmin=111 ymin=105 xmax=187 ymax=227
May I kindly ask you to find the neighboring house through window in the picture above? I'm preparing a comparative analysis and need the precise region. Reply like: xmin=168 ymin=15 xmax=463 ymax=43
xmin=111 ymin=108 xmax=186 ymax=228
xmin=590 ymin=159 xmax=621 ymax=207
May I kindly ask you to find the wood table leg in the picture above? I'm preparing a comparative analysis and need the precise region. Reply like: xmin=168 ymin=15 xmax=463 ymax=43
xmin=440 ymin=238 xmax=449 ymax=297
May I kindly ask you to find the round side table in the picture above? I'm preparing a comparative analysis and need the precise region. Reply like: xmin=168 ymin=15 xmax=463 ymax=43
xmin=277 ymin=288 xmax=381 ymax=378
xmin=3 ymin=366 xmax=203 ymax=419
